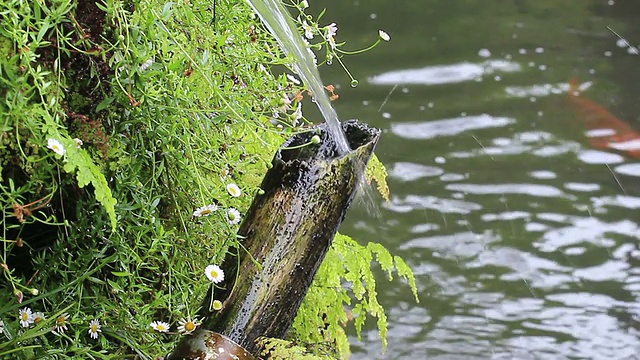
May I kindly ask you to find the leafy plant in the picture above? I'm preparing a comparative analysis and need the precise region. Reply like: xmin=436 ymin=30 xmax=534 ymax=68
xmin=0 ymin=0 xmax=411 ymax=358
xmin=287 ymin=234 xmax=418 ymax=359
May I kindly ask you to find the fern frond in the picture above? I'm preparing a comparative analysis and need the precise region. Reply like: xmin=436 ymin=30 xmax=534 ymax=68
xmin=365 ymin=153 xmax=390 ymax=201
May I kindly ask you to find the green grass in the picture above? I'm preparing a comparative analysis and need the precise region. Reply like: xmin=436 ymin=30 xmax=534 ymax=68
xmin=0 ymin=0 xmax=414 ymax=358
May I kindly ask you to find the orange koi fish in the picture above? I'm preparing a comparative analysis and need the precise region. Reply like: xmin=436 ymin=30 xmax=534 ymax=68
xmin=567 ymin=78 xmax=640 ymax=158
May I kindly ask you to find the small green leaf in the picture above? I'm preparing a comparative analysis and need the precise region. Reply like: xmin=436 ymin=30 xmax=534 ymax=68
xmin=394 ymin=255 xmax=420 ymax=303
xmin=107 ymin=279 xmax=123 ymax=293
xmin=95 ymin=96 xmax=115 ymax=112
xmin=111 ymin=271 xmax=132 ymax=277
xmin=161 ymin=1 xmax=174 ymax=19
xmin=88 ymin=276 xmax=106 ymax=284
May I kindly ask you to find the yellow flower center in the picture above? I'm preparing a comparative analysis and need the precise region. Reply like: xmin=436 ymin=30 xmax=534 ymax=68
xmin=34 ymin=316 xmax=43 ymax=323
xmin=21 ymin=313 xmax=29 ymax=321
xmin=212 ymin=300 xmax=223 ymax=310
xmin=157 ymin=324 xmax=166 ymax=331
xmin=185 ymin=322 xmax=196 ymax=331
xmin=57 ymin=316 xmax=66 ymax=325
xmin=91 ymin=324 xmax=98 ymax=332
xmin=210 ymin=270 xmax=219 ymax=278
xmin=201 ymin=209 xmax=212 ymax=215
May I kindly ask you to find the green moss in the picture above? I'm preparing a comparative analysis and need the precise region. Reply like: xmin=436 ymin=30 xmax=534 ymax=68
xmin=0 ymin=0 xmax=415 ymax=358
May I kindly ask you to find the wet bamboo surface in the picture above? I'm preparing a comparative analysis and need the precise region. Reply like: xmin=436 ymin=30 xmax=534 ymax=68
xmin=170 ymin=120 xmax=380 ymax=358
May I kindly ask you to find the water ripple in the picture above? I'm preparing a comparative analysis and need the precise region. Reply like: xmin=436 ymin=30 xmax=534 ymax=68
xmin=522 ymin=311 xmax=640 ymax=358
xmin=391 ymin=114 xmax=515 ymax=140
xmin=368 ymin=60 xmax=521 ymax=85
xmin=534 ymin=217 xmax=640 ymax=252
xmin=481 ymin=211 xmax=530 ymax=221
xmin=471 ymin=247 xmax=570 ymax=277
xmin=592 ymin=195 xmax=640 ymax=210
xmin=615 ymin=163 xmax=640 ymax=176
xmin=446 ymin=183 xmax=565 ymax=197
xmin=577 ymin=149 xmax=625 ymax=164
xmin=505 ymin=82 xmax=570 ymax=97
xmin=563 ymin=182 xmax=600 ymax=192
xmin=400 ymin=231 xmax=498 ymax=258
xmin=369 ymin=60 xmax=521 ymax=85
xmin=389 ymin=162 xmax=444 ymax=181
xmin=573 ymin=260 xmax=629 ymax=282
xmin=385 ymin=194 xmax=482 ymax=214
xmin=546 ymin=292 xmax=621 ymax=310
xmin=449 ymin=131 xmax=582 ymax=159
xmin=483 ymin=297 xmax=546 ymax=322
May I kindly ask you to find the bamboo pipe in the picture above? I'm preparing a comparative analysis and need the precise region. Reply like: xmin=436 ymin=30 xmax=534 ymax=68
xmin=169 ymin=120 xmax=380 ymax=359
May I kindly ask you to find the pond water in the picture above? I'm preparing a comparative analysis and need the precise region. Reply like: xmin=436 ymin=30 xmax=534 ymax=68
xmin=312 ymin=1 xmax=640 ymax=359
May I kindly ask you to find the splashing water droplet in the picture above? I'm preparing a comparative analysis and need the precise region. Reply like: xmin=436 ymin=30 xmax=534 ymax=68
xmin=350 ymin=79 xmax=359 ymax=88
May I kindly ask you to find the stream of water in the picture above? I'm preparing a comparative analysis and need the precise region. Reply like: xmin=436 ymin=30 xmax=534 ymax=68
xmin=244 ymin=0 xmax=351 ymax=155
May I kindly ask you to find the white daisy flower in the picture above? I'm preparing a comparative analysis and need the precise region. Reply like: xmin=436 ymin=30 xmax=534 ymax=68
xmin=226 ymin=183 xmax=242 ymax=197
xmin=33 ymin=311 xmax=46 ymax=324
xmin=88 ymin=319 xmax=102 ymax=339
xmin=47 ymin=138 xmax=65 ymax=156
xmin=177 ymin=317 xmax=201 ymax=335
xmin=193 ymin=204 xmax=218 ymax=217
xmin=226 ymin=208 xmax=241 ymax=225
xmin=302 ymin=20 xmax=314 ymax=40
xmin=54 ymin=313 xmax=69 ymax=334
xmin=150 ymin=320 xmax=170 ymax=333
xmin=326 ymin=23 xmax=338 ymax=38
xmin=325 ymin=23 xmax=338 ymax=50
xmin=18 ymin=308 xmax=33 ymax=328
xmin=204 ymin=264 xmax=225 ymax=284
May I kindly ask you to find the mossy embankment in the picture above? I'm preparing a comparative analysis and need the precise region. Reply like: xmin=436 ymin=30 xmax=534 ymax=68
xmin=0 ymin=0 xmax=416 ymax=358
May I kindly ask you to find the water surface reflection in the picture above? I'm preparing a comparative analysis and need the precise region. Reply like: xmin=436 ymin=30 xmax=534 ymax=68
xmin=317 ymin=0 xmax=640 ymax=358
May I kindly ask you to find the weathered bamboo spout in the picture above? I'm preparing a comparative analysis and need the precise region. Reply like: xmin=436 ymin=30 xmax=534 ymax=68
xmin=169 ymin=120 xmax=380 ymax=359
